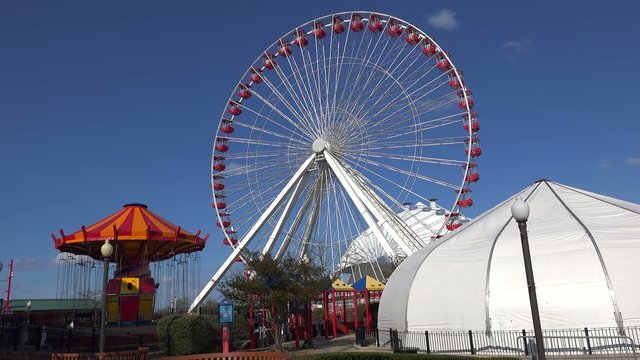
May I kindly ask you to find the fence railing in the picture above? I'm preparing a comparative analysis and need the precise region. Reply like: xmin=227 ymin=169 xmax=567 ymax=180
xmin=377 ymin=326 xmax=640 ymax=358
xmin=0 ymin=321 xmax=157 ymax=353
xmin=354 ymin=327 xmax=379 ymax=347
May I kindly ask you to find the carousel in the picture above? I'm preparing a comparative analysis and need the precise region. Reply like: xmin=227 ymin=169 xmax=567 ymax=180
xmin=52 ymin=203 xmax=208 ymax=324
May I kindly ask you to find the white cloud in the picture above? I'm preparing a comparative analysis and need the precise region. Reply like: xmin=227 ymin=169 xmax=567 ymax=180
xmin=596 ymin=158 xmax=612 ymax=169
xmin=502 ymin=39 xmax=534 ymax=62
xmin=426 ymin=9 xmax=458 ymax=31
xmin=626 ymin=157 xmax=640 ymax=166
xmin=13 ymin=258 xmax=44 ymax=269
xmin=12 ymin=255 xmax=95 ymax=270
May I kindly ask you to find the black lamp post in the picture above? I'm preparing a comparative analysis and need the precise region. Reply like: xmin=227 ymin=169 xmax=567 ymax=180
xmin=511 ymin=197 xmax=545 ymax=360
xmin=99 ymin=240 xmax=113 ymax=353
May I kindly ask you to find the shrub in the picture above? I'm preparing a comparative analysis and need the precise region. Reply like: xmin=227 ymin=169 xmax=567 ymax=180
xmin=157 ymin=314 xmax=220 ymax=355
xmin=157 ymin=314 xmax=180 ymax=355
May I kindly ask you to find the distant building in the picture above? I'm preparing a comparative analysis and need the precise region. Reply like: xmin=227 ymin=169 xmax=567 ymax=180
xmin=1 ymin=299 xmax=98 ymax=328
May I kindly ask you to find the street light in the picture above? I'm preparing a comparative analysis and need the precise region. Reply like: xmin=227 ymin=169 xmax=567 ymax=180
xmin=511 ymin=197 xmax=545 ymax=360
xmin=26 ymin=300 xmax=32 ymax=324
xmin=99 ymin=240 xmax=113 ymax=353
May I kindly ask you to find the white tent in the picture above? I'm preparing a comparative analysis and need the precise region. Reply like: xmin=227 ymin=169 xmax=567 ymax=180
xmin=379 ymin=180 xmax=640 ymax=332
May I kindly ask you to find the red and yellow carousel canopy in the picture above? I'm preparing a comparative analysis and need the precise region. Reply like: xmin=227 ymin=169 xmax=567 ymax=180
xmin=52 ymin=203 xmax=208 ymax=261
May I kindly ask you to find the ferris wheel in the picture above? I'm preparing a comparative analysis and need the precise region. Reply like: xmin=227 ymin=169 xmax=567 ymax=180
xmin=190 ymin=11 xmax=480 ymax=312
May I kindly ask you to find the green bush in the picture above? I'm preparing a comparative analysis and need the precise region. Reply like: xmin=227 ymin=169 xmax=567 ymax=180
xmin=157 ymin=314 xmax=180 ymax=355
xmin=290 ymin=353 xmax=520 ymax=360
xmin=157 ymin=314 xmax=220 ymax=355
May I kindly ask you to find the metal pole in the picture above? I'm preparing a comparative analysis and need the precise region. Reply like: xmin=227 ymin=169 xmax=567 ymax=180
xmin=222 ymin=325 xmax=229 ymax=353
xmin=99 ymin=256 xmax=109 ymax=352
xmin=4 ymin=260 xmax=13 ymax=313
xmin=517 ymin=220 xmax=546 ymax=360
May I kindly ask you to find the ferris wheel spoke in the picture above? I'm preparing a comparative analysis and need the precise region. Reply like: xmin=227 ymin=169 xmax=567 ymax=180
xmin=222 ymin=162 xmax=299 ymax=207
xmin=285 ymin=48 xmax=326 ymax=133
xmin=279 ymin=57 xmax=318 ymax=130
xmin=342 ymin=153 xmax=458 ymax=218
xmin=363 ymin=137 xmax=467 ymax=149
xmin=255 ymin=73 xmax=317 ymax=136
xmin=299 ymin=47 xmax=327 ymax=133
xmin=332 ymin=21 xmax=367 ymax=122
xmin=339 ymin=34 xmax=388 ymax=115
xmin=315 ymin=36 xmax=334 ymax=133
xmin=365 ymin=95 xmax=457 ymax=138
xmin=227 ymin=161 xmax=291 ymax=200
xmin=346 ymin=150 xmax=467 ymax=167
xmin=341 ymin=152 xmax=459 ymax=190
xmin=350 ymin=55 xmax=440 ymax=123
xmin=234 ymin=104 xmax=310 ymax=143
xmin=397 ymin=113 xmax=464 ymax=133
xmin=363 ymin=118 xmax=462 ymax=145
xmin=326 ymin=31 xmax=343 ymax=132
xmin=341 ymin=30 xmax=416 ymax=118
xmin=359 ymin=173 xmax=446 ymax=238
xmin=222 ymin=148 xmax=297 ymax=161
xmin=242 ymin=89 xmax=316 ymax=140
xmin=266 ymin=59 xmax=319 ymax=132
xmin=224 ymin=136 xmax=306 ymax=150
xmin=354 ymin=64 xmax=447 ymax=125
xmin=361 ymin=82 xmax=454 ymax=133
xmin=265 ymin=60 xmax=314 ymax=122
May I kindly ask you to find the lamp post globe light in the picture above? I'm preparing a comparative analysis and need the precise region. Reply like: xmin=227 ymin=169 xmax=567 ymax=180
xmin=511 ymin=198 xmax=545 ymax=360
xmin=26 ymin=300 xmax=32 ymax=324
xmin=99 ymin=240 xmax=113 ymax=353
xmin=511 ymin=197 xmax=530 ymax=221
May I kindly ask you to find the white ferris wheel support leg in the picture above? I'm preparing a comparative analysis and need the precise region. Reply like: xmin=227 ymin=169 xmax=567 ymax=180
xmin=297 ymin=179 xmax=324 ymax=259
xmin=274 ymin=187 xmax=314 ymax=260
xmin=322 ymin=152 xmax=396 ymax=258
xmin=262 ymin=173 xmax=309 ymax=256
xmin=346 ymin=172 xmax=419 ymax=255
xmin=188 ymin=154 xmax=317 ymax=313
xmin=324 ymin=151 xmax=415 ymax=256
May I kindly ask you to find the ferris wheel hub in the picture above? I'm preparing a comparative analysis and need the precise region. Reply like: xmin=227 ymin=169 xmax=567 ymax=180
xmin=312 ymin=138 xmax=330 ymax=153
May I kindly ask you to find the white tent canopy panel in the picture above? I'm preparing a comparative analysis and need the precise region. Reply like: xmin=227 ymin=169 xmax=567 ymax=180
xmin=379 ymin=180 xmax=640 ymax=332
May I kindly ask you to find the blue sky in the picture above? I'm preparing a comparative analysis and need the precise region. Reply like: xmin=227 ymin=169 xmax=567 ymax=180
xmin=1 ymin=0 xmax=638 ymax=301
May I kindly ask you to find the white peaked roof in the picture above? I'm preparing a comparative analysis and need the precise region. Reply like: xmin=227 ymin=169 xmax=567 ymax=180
xmin=338 ymin=202 xmax=470 ymax=271
xmin=379 ymin=180 xmax=640 ymax=332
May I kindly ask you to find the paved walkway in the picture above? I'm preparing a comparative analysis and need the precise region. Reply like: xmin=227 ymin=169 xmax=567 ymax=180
xmin=282 ymin=334 xmax=391 ymax=355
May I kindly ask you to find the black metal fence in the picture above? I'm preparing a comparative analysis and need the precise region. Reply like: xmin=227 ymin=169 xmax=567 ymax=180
xmin=0 ymin=320 xmax=157 ymax=353
xmin=378 ymin=326 xmax=640 ymax=357
xmin=354 ymin=327 xmax=379 ymax=347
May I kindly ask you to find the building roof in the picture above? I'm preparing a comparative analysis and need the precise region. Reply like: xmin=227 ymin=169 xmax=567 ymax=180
xmin=352 ymin=275 xmax=385 ymax=291
xmin=5 ymin=299 xmax=98 ymax=312
xmin=331 ymin=279 xmax=353 ymax=291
